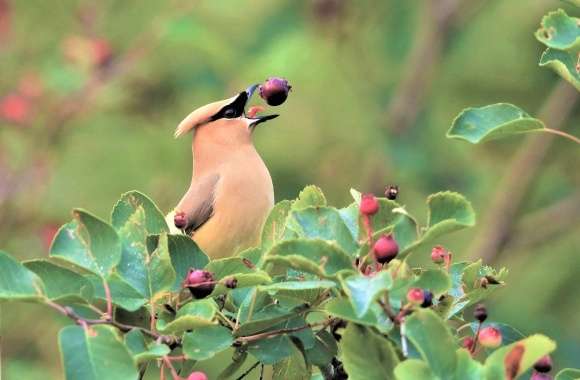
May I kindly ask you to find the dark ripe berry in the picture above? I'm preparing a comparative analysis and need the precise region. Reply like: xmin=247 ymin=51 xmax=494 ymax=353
xmin=474 ymin=304 xmax=488 ymax=322
xmin=373 ymin=234 xmax=399 ymax=264
xmin=187 ymin=372 xmax=209 ymax=380
xmin=174 ymin=211 xmax=187 ymax=229
xmin=385 ymin=185 xmax=399 ymax=200
xmin=407 ymin=287 xmax=424 ymax=305
xmin=421 ymin=290 xmax=433 ymax=308
xmin=359 ymin=193 xmax=379 ymax=216
xmin=259 ymin=77 xmax=292 ymax=106
xmin=530 ymin=373 xmax=553 ymax=380
xmin=462 ymin=336 xmax=475 ymax=351
xmin=534 ymin=355 xmax=553 ymax=373
xmin=224 ymin=277 xmax=238 ymax=289
xmin=478 ymin=326 xmax=502 ymax=348
xmin=431 ymin=245 xmax=447 ymax=264
xmin=185 ymin=269 xmax=215 ymax=299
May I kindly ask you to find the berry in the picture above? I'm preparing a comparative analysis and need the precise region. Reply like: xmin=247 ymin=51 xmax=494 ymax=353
xmin=185 ymin=269 xmax=215 ymax=299
xmin=373 ymin=234 xmax=399 ymax=264
xmin=174 ymin=211 xmax=187 ymax=229
xmin=359 ymin=193 xmax=379 ymax=216
xmin=534 ymin=355 xmax=553 ymax=373
xmin=474 ymin=304 xmax=488 ymax=322
xmin=0 ymin=94 xmax=30 ymax=123
xmin=462 ymin=336 xmax=474 ymax=351
xmin=530 ymin=373 xmax=553 ymax=380
xmin=407 ymin=287 xmax=424 ymax=305
xmin=224 ymin=277 xmax=238 ymax=289
xmin=431 ymin=245 xmax=447 ymax=264
xmin=187 ymin=372 xmax=209 ymax=380
xmin=259 ymin=77 xmax=291 ymax=106
xmin=421 ymin=290 xmax=433 ymax=308
xmin=385 ymin=185 xmax=399 ymax=200
xmin=478 ymin=326 xmax=502 ymax=348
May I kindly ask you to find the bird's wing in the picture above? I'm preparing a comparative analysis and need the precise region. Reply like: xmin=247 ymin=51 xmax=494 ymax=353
xmin=175 ymin=173 xmax=220 ymax=235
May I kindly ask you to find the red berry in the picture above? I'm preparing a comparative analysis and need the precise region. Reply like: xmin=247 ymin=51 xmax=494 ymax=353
xmin=185 ymin=269 xmax=215 ymax=299
xmin=0 ymin=94 xmax=30 ymax=123
xmin=530 ymin=373 xmax=553 ymax=380
xmin=385 ymin=185 xmax=399 ymax=200
xmin=478 ymin=326 xmax=502 ymax=348
xmin=462 ymin=336 xmax=474 ymax=351
xmin=187 ymin=372 xmax=209 ymax=380
xmin=92 ymin=38 xmax=113 ymax=68
xmin=474 ymin=304 xmax=488 ymax=322
xmin=360 ymin=193 xmax=379 ymax=216
xmin=259 ymin=77 xmax=291 ymax=106
xmin=174 ymin=211 xmax=187 ymax=229
xmin=224 ymin=277 xmax=238 ymax=289
xmin=373 ymin=234 xmax=398 ymax=264
xmin=533 ymin=355 xmax=553 ymax=373
xmin=407 ymin=287 xmax=424 ymax=305
xmin=431 ymin=245 xmax=447 ymax=264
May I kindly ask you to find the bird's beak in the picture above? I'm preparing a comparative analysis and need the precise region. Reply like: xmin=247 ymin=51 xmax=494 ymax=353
xmin=242 ymin=84 xmax=279 ymax=129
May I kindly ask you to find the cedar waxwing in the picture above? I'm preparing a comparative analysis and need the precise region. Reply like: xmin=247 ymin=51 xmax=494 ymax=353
xmin=166 ymin=85 xmax=278 ymax=259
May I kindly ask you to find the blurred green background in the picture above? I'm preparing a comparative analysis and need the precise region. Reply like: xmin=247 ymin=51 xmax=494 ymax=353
xmin=1 ymin=0 xmax=578 ymax=378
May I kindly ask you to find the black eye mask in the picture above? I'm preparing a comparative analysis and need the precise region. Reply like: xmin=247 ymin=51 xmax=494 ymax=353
xmin=210 ymin=92 xmax=248 ymax=121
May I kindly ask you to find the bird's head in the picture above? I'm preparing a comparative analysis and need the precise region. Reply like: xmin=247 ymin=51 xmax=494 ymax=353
xmin=174 ymin=84 xmax=278 ymax=145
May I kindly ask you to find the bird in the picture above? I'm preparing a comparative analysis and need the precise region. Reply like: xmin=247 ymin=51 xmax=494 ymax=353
xmin=166 ymin=84 xmax=278 ymax=259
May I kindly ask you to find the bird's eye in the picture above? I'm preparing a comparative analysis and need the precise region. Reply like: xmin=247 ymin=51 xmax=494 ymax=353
xmin=223 ymin=108 xmax=237 ymax=119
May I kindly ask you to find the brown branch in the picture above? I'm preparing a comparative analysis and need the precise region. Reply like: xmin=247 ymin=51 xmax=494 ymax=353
xmin=235 ymin=320 xmax=332 ymax=344
xmin=469 ymin=81 xmax=579 ymax=262
xmin=505 ymin=193 xmax=580 ymax=251
xmin=383 ymin=0 xmax=462 ymax=133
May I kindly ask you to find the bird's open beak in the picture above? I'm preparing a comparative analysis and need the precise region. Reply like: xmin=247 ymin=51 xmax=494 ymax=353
xmin=242 ymin=84 xmax=279 ymax=129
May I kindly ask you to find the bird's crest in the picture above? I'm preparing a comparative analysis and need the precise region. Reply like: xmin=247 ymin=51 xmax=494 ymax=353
xmin=174 ymin=96 xmax=236 ymax=138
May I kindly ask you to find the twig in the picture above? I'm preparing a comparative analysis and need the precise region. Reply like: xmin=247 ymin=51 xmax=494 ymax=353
xmin=378 ymin=298 xmax=398 ymax=322
xmin=234 ymin=361 xmax=261 ymax=380
xmin=235 ymin=320 xmax=331 ymax=344
xmin=400 ymin=319 xmax=408 ymax=358
xmin=470 ymin=321 xmax=482 ymax=354
xmin=469 ymin=81 xmax=578 ymax=262
xmin=542 ymin=128 xmax=580 ymax=145
xmin=162 ymin=356 xmax=181 ymax=380
xmin=102 ymin=277 xmax=113 ymax=320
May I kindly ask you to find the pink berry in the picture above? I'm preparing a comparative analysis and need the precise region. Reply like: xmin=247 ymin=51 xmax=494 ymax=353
xmin=534 ymin=355 xmax=553 ymax=373
xmin=462 ymin=336 xmax=474 ymax=351
xmin=478 ymin=326 xmax=502 ymax=348
xmin=185 ymin=269 xmax=215 ymax=299
xmin=0 ymin=94 xmax=30 ymax=123
xmin=530 ymin=373 xmax=553 ymax=380
xmin=431 ymin=245 xmax=447 ymax=264
xmin=259 ymin=77 xmax=291 ymax=106
xmin=359 ymin=193 xmax=379 ymax=216
xmin=187 ymin=372 xmax=209 ymax=380
xmin=373 ymin=234 xmax=399 ymax=264
xmin=174 ymin=211 xmax=187 ymax=229
xmin=406 ymin=287 xmax=424 ymax=305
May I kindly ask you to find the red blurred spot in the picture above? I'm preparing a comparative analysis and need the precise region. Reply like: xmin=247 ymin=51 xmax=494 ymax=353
xmin=0 ymin=94 xmax=30 ymax=123
xmin=92 ymin=38 xmax=113 ymax=68
xmin=247 ymin=105 xmax=265 ymax=118
xmin=40 ymin=223 xmax=60 ymax=252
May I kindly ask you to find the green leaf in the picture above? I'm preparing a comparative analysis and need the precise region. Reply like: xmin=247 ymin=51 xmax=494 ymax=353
xmin=341 ymin=271 xmax=392 ymax=317
xmin=0 ymin=251 xmax=44 ymax=301
xmin=394 ymin=360 xmax=437 ymax=380
xmin=157 ymin=299 xmax=217 ymax=334
xmin=455 ymin=349 xmax=484 ymax=380
xmin=147 ymin=234 xmax=176 ymax=298
xmin=420 ymin=191 xmax=476 ymax=245
xmin=261 ymin=200 xmax=294 ymax=251
xmin=556 ymin=368 xmax=580 ymax=380
xmin=111 ymin=191 xmax=168 ymax=234
xmin=292 ymin=185 xmax=327 ymax=210
xmin=405 ymin=309 xmax=457 ymax=379
xmin=446 ymin=103 xmax=545 ymax=144
xmin=539 ymin=48 xmax=580 ymax=91
xmin=484 ymin=335 xmax=556 ymax=380
xmin=339 ymin=324 xmax=399 ymax=380
xmin=59 ymin=325 xmax=138 ymax=380
xmin=51 ymin=209 xmax=121 ymax=277
xmin=183 ymin=325 xmax=234 ymax=360
xmin=272 ymin=342 xmax=311 ymax=380
xmin=324 ymin=298 xmax=392 ymax=332
xmin=287 ymin=207 xmax=359 ymax=255
xmin=413 ymin=269 xmax=451 ymax=296
xmin=265 ymin=239 xmax=354 ymax=278
xmin=535 ymin=9 xmax=580 ymax=51
xmin=124 ymin=329 xmax=170 ymax=364
xmin=248 ymin=334 xmax=295 ymax=364
xmin=338 ymin=202 xmax=360 ymax=241
xmin=260 ymin=280 xmax=336 ymax=292
xmin=24 ymin=259 xmax=93 ymax=303
xmin=304 ymin=330 xmax=338 ymax=367
xmin=166 ymin=234 xmax=209 ymax=291
xmin=88 ymin=273 xmax=147 ymax=312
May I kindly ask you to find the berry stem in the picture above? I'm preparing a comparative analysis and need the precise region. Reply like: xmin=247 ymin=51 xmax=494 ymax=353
xmin=378 ymin=298 xmax=398 ymax=322
xmin=471 ymin=321 xmax=482 ymax=354
xmin=102 ymin=277 xmax=113 ymax=320
xmin=150 ymin=299 xmax=156 ymax=332
xmin=358 ymin=215 xmax=374 ymax=272
xmin=542 ymin=128 xmax=580 ymax=145
xmin=444 ymin=252 xmax=452 ymax=272
xmin=162 ymin=356 xmax=181 ymax=380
